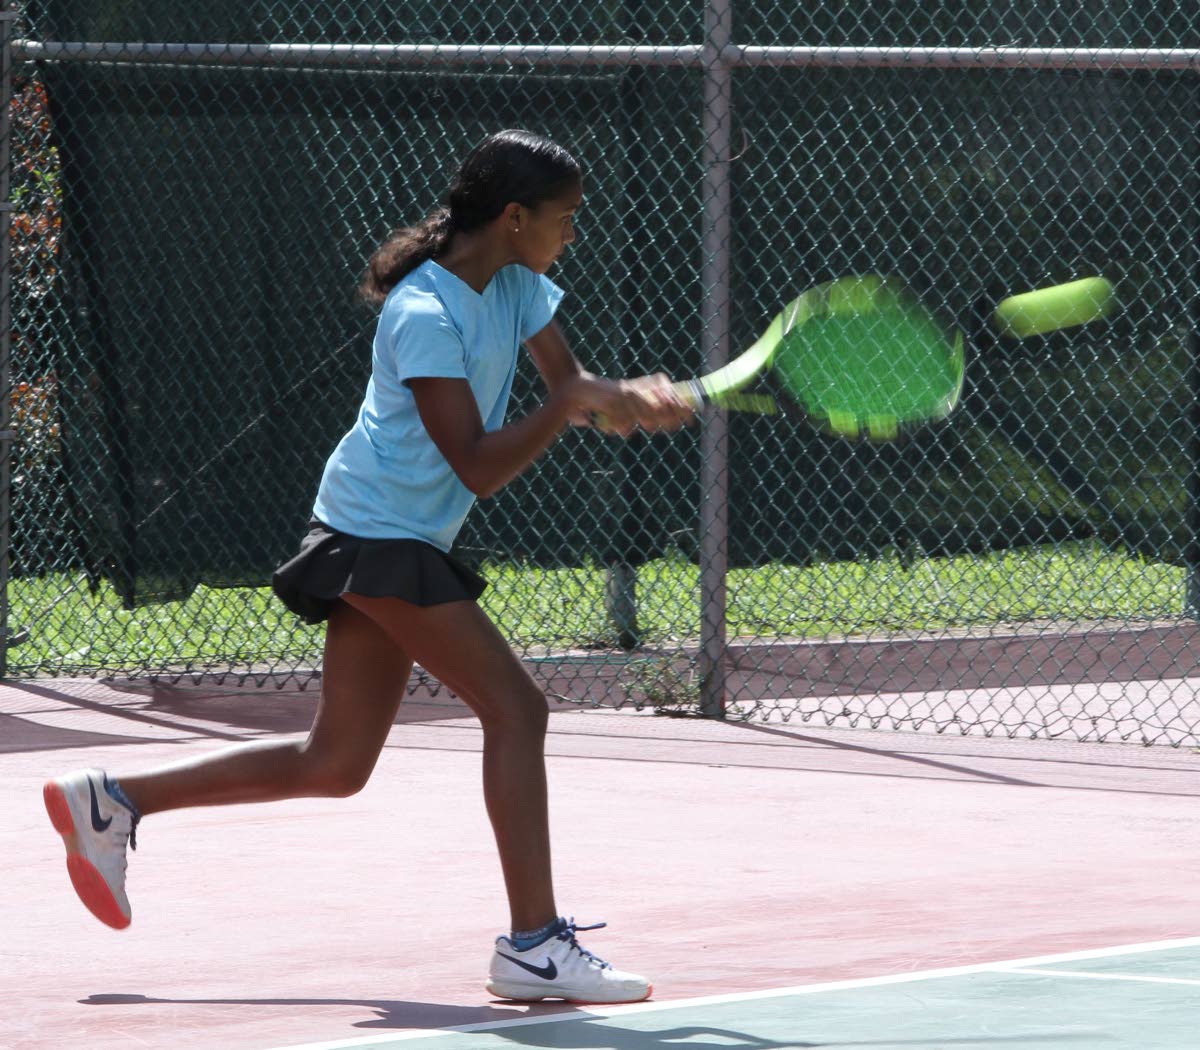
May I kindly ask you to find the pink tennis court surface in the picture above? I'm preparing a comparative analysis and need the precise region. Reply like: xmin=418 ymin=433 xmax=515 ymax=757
xmin=3 ymin=672 xmax=1199 ymax=1049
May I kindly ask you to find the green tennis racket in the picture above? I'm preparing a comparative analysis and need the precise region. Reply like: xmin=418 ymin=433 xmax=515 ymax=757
xmin=676 ymin=274 xmax=1113 ymax=440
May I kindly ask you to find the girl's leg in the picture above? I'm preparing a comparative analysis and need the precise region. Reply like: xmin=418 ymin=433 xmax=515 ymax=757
xmin=341 ymin=593 xmax=555 ymax=934
xmin=116 ymin=600 xmax=413 ymax=815
xmin=46 ymin=600 xmax=413 ymax=929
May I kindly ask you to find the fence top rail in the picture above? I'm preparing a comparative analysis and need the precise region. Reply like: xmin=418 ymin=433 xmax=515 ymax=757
xmin=737 ymin=46 xmax=1200 ymax=70
xmin=12 ymin=40 xmax=1200 ymax=72
xmin=13 ymin=40 xmax=708 ymax=68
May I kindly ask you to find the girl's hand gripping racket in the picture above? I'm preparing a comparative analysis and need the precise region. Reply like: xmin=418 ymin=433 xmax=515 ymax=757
xmin=672 ymin=274 xmax=1112 ymax=441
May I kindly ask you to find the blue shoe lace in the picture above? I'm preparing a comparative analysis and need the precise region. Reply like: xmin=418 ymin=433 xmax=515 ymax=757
xmin=102 ymin=773 xmax=139 ymax=851
xmin=557 ymin=918 xmax=612 ymax=970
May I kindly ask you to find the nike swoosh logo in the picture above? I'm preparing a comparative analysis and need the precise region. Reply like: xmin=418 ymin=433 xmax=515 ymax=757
xmin=497 ymin=952 xmax=558 ymax=980
xmin=88 ymin=780 xmax=113 ymax=833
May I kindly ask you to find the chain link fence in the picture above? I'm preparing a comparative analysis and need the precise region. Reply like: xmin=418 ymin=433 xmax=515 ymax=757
xmin=4 ymin=3 xmax=1200 ymax=744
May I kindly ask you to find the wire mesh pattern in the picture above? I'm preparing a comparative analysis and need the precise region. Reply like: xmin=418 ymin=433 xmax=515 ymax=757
xmin=4 ymin=2 xmax=1200 ymax=745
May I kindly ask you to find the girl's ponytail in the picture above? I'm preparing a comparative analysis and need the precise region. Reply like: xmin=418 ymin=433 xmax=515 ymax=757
xmin=358 ymin=208 xmax=454 ymax=306
xmin=360 ymin=131 xmax=581 ymax=307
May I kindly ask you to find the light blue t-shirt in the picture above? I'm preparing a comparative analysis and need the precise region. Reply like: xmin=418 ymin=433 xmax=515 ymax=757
xmin=313 ymin=259 xmax=564 ymax=549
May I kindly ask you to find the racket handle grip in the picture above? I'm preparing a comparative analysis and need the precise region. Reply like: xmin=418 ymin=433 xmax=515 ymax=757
xmin=593 ymin=380 xmax=702 ymax=430
xmin=672 ymin=380 xmax=707 ymax=408
xmin=675 ymin=380 xmax=779 ymax=415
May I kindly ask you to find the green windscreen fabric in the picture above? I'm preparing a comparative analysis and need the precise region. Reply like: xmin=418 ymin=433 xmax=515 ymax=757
xmin=19 ymin=0 xmax=1199 ymax=611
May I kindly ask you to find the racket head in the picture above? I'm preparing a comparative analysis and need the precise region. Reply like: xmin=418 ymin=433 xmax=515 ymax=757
xmin=704 ymin=276 xmax=964 ymax=440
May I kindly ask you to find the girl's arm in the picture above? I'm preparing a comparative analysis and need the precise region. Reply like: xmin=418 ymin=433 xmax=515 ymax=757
xmin=525 ymin=320 xmax=591 ymax=427
xmin=525 ymin=320 xmax=694 ymax=433
xmin=524 ymin=319 xmax=584 ymax=394
xmin=410 ymin=373 xmax=640 ymax=500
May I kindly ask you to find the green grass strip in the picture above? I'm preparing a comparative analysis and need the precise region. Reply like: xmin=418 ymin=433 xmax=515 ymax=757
xmin=4 ymin=539 xmax=1183 ymax=677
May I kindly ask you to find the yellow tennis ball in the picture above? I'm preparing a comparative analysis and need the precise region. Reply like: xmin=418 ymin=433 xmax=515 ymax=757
xmin=993 ymin=276 xmax=1115 ymax=338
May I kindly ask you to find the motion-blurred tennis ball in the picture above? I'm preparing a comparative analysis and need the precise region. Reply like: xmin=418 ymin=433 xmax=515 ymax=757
xmin=993 ymin=276 xmax=1115 ymax=338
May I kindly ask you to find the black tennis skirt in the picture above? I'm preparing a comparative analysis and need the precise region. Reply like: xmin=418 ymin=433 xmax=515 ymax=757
xmin=271 ymin=520 xmax=488 ymax=625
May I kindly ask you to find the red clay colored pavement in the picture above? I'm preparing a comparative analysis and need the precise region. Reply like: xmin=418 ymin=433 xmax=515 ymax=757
xmin=3 ymin=675 xmax=1199 ymax=1050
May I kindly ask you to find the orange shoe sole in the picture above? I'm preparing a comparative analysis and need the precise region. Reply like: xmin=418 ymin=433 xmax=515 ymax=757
xmin=43 ymin=781 xmax=131 ymax=930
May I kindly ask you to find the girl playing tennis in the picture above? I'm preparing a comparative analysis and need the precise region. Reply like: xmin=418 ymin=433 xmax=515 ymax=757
xmin=43 ymin=129 xmax=690 ymax=1004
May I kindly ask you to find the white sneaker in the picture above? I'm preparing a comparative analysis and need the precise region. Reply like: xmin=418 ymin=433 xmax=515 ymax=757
xmin=486 ymin=919 xmax=652 ymax=1004
xmin=43 ymin=769 xmax=139 ymax=930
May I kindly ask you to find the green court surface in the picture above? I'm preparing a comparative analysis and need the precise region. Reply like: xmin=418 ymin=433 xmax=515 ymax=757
xmin=271 ymin=939 xmax=1200 ymax=1050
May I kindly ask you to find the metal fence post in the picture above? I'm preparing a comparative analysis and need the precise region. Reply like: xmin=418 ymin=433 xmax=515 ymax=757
xmin=0 ymin=6 xmax=15 ymax=677
xmin=1189 ymin=70 xmax=1200 ymax=620
xmin=698 ymin=0 xmax=733 ymax=717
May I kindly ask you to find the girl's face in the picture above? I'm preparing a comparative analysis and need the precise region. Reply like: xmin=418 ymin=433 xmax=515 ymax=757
xmin=511 ymin=183 xmax=582 ymax=273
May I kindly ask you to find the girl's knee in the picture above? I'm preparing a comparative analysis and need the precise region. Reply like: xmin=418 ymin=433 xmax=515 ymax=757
xmin=297 ymin=742 xmax=375 ymax=798
xmin=322 ymin=764 xmax=373 ymax=798
xmin=480 ymin=686 xmax=549 ymax=737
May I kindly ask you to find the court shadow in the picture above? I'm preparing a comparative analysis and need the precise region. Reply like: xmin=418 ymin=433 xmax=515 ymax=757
xmin=489 ymin=1020 xmax=1101 ymax=1049
xmin=0 ymin=670 xmax=481 ymax=755
xmin=114 ymin=672 xmax=478 ymax=731
xmin=0 ymin=710 xmax=165 ymax=754
xmin=79 ymin=994 xmax=1098 ymax=1048
xmin=733 ymin=722 xmax=1200 ymax=801
xmin=80 ymin=992 xmax=551 ymax=1029
xmin=492 ymin=1021 xmax=807 ymax=1049
xmin=736 ymin=722 xmax=1041 ymax=788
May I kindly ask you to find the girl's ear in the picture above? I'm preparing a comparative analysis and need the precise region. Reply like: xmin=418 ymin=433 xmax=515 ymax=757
xmin=501 ymin=201 xmax=524 ymax=232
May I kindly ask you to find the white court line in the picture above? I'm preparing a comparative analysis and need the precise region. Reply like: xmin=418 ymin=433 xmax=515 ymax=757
xmin=1000 ymin=966 xmax=1200 ymax=987
xmin=266 ymin=935 xmax=1200 ymax=1050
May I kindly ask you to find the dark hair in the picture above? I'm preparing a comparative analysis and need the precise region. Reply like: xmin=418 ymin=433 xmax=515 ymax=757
xmin=359 ymin=129 xmax=582 ymax=305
